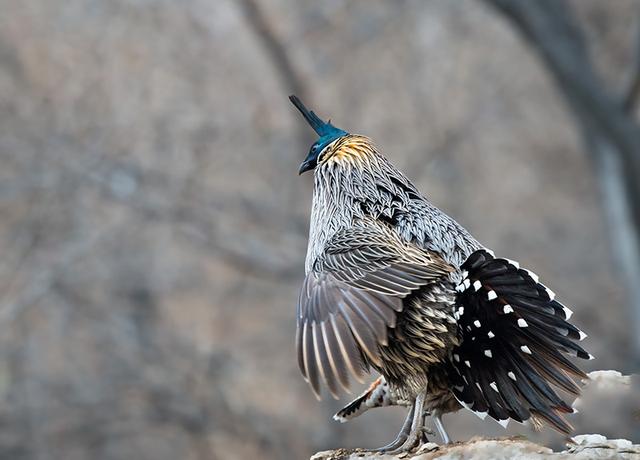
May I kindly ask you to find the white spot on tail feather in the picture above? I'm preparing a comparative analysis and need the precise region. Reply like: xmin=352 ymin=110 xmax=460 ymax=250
xmin=520 ymin=345 xmax=532 ymax=354
xmin=578 ymin=331 xmax=587 ymax=341
xmin=474 ymin=320 xmax=481 ymax=328
xmin=517 ymin=318 xmax=528 ymax=328
xmin=503 ymin=305 xmax=514 ymax=314
xmin=563 ymin=306 xmax=573 ymax=319
xmin=484 ymin=349 xmax=492 ymax=358
xmin=508 ymin=371 xmax=517 ymax=381
xmin=489 ymin=382 xmax=499 ymax=392
xmin=487 ymin=290 xmax=497 ymax=301
xmin=473 ymin=411 xmax=488 ymax=420
xmin=545 ymin=287 xmax=556 ymax=300
xmin=454 ymin=354 xmax=460 ymax=362
xmin=487 ymin=331 xmax=495 ymax=338
xmin=465 ymin=360 xmax=471 ymax=368
xmin=497 ymin=419 xmax=510 ymax=429
xmin=473 ymin=280 xmax=482 ymax=291
xmin=459 ymin=400 xmax=471 ymax=410
xmin=524 ymin=269 xmax=539 ymax=283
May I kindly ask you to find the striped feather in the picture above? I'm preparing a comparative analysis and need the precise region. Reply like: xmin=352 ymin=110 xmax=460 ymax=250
xmin=296 ymin=220 xmax=454 ymax=398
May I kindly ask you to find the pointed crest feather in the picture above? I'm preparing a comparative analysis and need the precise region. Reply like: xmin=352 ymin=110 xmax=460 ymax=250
xmin=289 ymin=95 xmax=341 ymax=137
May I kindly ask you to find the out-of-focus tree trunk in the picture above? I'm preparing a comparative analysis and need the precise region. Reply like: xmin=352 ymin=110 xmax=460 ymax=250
xmin=483 ymin=0 xmax=640 ymax=365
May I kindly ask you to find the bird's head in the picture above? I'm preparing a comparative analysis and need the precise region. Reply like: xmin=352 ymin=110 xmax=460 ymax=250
xmin=289 ymin=95 xmax=351 ymax=174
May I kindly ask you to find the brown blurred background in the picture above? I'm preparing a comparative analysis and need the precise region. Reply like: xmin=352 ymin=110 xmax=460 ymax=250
xmin=0 ymin=0 xmax=639 ymax=459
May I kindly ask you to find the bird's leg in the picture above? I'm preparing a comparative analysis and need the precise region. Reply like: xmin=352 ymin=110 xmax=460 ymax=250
xmin=432 ymin=410 xmax=451 ymax=444
xmin=373 ymin=403 xmax=415 ymax=452
xmin=419 ymin=410 xmax=434 ymax=443
xmin=384 ymin=389 xmax=427 ymax=455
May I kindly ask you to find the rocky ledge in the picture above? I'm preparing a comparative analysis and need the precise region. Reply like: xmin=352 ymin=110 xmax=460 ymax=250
xmin=311 ymin=435 xmax=639 ymax=460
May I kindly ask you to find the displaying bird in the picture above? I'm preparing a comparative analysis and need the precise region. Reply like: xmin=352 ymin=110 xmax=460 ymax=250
xmin=289 ymin=95 xmax=592 ymax=454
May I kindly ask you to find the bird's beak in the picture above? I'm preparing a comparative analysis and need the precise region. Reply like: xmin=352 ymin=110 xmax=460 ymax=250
xmin=298 ymin=158 xmax=316 ymax=175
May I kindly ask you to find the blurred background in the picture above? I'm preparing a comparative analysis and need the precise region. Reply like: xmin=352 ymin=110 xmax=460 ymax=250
xmin=0 ymin=0 xmax=639 ymax=458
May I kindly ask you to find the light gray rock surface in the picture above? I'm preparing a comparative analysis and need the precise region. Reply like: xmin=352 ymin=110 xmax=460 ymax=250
xmin=311 ymin=435 xmax=640 ymax=460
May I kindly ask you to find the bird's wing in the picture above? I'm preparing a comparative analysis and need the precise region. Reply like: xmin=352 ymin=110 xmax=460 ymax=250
xmin=297 ymin=220 xmax=453 ymax=399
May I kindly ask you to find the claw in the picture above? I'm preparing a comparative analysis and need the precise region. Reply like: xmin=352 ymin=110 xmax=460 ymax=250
xmin=373 ymin=404 xmax=415 ymax=452
xmin=383 ymin=390 xmax=427 ymax=455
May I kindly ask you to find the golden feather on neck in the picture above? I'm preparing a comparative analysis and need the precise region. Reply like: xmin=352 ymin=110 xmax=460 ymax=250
xmin=320 ymin=134 xmax=377 ymax=167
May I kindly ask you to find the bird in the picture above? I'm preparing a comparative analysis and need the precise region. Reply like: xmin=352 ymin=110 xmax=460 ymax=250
xmin=289 ymin=94 xmax=592 ymax=453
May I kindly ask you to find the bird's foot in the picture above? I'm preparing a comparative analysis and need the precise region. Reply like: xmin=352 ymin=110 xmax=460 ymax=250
xmin=381 ymin=430 xmax=422 ymax=455
xmin=377 ymin=391 xmax=428 ymax=455
xmin=419 ymin=426 xmax=434 ymax=444
xmin=373 ymin=433 xmax=410 ymax=454
xmin=372 ymin=404 xmax=415 ymax=453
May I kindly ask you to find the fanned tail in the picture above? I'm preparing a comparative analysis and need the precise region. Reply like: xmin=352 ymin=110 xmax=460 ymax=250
xmin=449 ymin=249 xmax=591 ymax=434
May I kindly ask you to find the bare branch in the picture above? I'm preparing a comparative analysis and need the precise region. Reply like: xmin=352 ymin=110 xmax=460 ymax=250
xmin=623 ymin=10 xmax=640 ymax=113
xmin=237 ymin=0 xmax=314 ymax=162
xmin=238 ymin=0 xmax=306 ymax=99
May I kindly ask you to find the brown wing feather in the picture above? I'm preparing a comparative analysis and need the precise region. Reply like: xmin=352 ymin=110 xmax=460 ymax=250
xmin=296 ymin=220 xmax=454 ymax=398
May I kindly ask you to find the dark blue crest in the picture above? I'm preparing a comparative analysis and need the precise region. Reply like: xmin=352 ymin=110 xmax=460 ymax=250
xmin=290 ymin=95 xmax=348 ymax=174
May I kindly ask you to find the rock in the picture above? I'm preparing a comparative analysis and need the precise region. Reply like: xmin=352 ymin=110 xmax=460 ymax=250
xmin=571 ymin=372 xmax=640 ymax=442
xmin=310 ymin=435 xmax=640 ymax=459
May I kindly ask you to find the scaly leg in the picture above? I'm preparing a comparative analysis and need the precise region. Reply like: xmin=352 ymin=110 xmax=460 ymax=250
xmin=373 ymin=403 xmax=415 ymax=452
xmin=420 ymin=410 xmax=435 ymax=443
xmin=432 ymin=410 xmax=451 ymax=444
xmin=384 ymin=389 xmax=427 ymax=455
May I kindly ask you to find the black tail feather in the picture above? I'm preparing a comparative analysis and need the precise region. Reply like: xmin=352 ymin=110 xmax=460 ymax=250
xmin=528 ymin=352 xmax=581 ymax=395
xmin=494 ymin=369 xmax=530 ymax=422
xmin=449 ymin=249 xmax=590 ymax=434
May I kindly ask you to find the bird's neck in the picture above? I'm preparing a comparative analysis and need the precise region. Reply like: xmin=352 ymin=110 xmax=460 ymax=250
xmin=306 ymin=163 xmax=359 ymax=273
